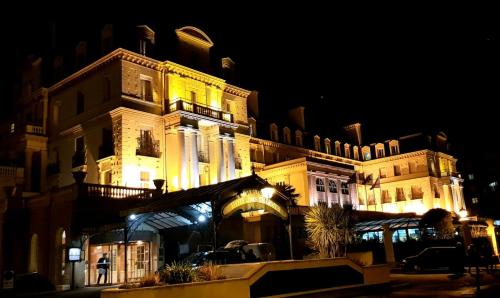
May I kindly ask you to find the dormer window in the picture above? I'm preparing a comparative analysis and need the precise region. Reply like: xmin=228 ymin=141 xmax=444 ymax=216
xmin=324 ymin=138 xmax=331 ymax=154
xmin=389 ymin=140 xmax=400 ymax=155
xmin=353 ymin=146 xmax=359 ymax=160
xmin=270 ymin=123 xmax=278 ymax=142
xmin=362 ymin=146 xmax=371 ymax=161
xmin=314 ymin=135 xmax=321 ymax=151
xmin=375 ymin=143 xmax=385 ymax=158
xmin=335 ymin=141 xmax=341 ymax=156
xmin=283 ymin=127 xmax=291 ymax=144
xmin=344 ymin=144 xmax=351 ymax=159
xmin=295 ymin=130 xmax=303 ymax=147
xmin=248 ymin=118 xmax=257 ymax=137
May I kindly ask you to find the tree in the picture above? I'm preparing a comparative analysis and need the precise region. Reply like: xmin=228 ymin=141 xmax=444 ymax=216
xmin=420 ymin=208 xmax=455 ymax=239
xmin=304 ymin=203 xmax=355 ymax=258
xmin=274 ymin=182 xmax=300 ymax=206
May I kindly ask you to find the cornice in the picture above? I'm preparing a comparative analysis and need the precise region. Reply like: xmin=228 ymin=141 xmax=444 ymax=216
xmin=164 ymin=61 xmax=225 ymax=87
xmin=362 ymin=149 xmax=433 ymax=165
xmin=224 ymin=84 xmax=251 ymax=98
xmin=49 ymin=48 xmax=162 ymax=94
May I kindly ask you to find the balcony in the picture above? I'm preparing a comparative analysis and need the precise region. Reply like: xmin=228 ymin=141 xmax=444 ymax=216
xmin=99 ymin=145 xmax=115 ymax=160
xmin=440 ymin=171 xmax=461 ymax=178
xmin=26 ymin=124 xmax=45 ymax=135
xmin=167 ymin=99 xmax=233 ymax=123
xmin=85 ymin=183 xmax=155 ymax=200
xmin=0 ymin=166 xmax=23 ymax=177
xmin=136 ymin=137 xmax=161 ymax=158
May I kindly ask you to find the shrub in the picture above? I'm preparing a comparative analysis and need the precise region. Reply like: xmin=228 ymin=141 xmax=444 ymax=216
xmin=160 ymin=261 xmax=196 ymax=284
xmin=139 ymin=273 xmax=159 ymax=287
xmin=197 ymin=262 xmax=226 ymax=281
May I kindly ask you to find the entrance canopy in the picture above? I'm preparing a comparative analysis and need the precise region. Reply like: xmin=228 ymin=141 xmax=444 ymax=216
xmin=75 ymin=174 xmax=291 ymax=235
xmin=355 ymin=217 xmax=420 ymax=232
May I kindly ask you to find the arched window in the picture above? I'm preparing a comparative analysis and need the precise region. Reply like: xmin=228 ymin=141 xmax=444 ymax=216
xmin=324 ymin=138 xmax=331 ymax=154
xmin=316 ymin=178 xmax=325 ymax=192
xmin=341 ymin=182 xmax=349 ymax=195
xmin=328 ymin=180 xmax=337 ymax=193
xmin=29 ymin=234 xmax=39 ymax=272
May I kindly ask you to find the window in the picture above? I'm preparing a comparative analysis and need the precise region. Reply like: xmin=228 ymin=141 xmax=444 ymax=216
xmin=140 ymin=77 xmax=153 ymax=101
xmin=389 ymin=140 xmax=399 ymax=155
xmin=377 ymin=149 xmax=384 ymax=158
xmin=140 ymin=171 xmax=150 ymax=188
xmin=10 ymin=123 xmax=15 ymax=133
xmin=396 ymin=187 xmax=405 ymax=201
xmin=364 ymin=152 xmax=371 ymax=161
xmin=362 ymin=146 xmax=371 ymax=161
xmin=103 ymin=78 xmax=111 ymax=102
xmin=411 ymin=185 xmax=423 ymax=199
xmin=380 ymin=168 xmax=387 ymax=178
xmin=295 ymin=130 xmax=303 ymax=147
xmin=75 ymin=136 xmax=85 ymax=152
xmin=394 ymin=165 xmax=401 ymax=176
xmin=468 ymin=174 xmax=474 ymax=180
xmin=190 ymin=90 xmax=196 ymax=102
xmin=324 ymin=139 xmax=331 ymax=154
xmin=382 ymin=190 xmax=391 ymax=203
xmin=314 ymin=136 xmax=321 ymax=151
xmin=136 ymin=245 xmax=145 ymax=270
xmin=316 ymin=178 xmax=325 ymax=192
xmin=353 ymin=146 xmax=359 ymax=160
xmin=335 ymin=142 xmax=341 ymax=156
xmin=433 ymin=185 xmax=440 ymax=198
xmin=76 ymin=91 xmax=84 ymax=114
xmin=391 ymin=145 xmax=399 ymax=155
xmin=472 ymin=197 xmax=479 ymax=204
xmin=341 ymin=183 xmax=349 ymax=195
xmin=328 ymin=180 xmax=337 ymax=193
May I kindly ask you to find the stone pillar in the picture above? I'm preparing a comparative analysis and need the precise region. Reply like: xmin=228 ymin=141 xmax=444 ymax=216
xmin=189 ymin=130 xmax=199 ymax=188
xmin=226 ymin=138 xmax=235 ymax=180
xmin=382 ymin=223 xmax=395 ymax=266
xmin=178 ymin=128 xmax=188 ymax=189
xmin=486 ymin=219 xmax=499 ymax=256
xmin=218 ymin=136 xmax=226 ymax=183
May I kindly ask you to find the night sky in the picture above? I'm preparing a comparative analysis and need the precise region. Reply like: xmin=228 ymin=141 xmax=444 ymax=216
xmin=1 ymin=4 xmax=498 ymax=175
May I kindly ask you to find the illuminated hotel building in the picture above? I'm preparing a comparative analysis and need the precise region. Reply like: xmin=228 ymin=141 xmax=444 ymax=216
xmin=0 ymin=25 xmax=470 ymax=288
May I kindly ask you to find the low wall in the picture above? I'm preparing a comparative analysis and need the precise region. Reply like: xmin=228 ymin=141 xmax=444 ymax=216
xmin=101 ymin=258 xmax=389 ymax=298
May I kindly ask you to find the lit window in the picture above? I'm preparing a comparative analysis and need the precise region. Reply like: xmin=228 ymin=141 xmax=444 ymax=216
xmin=489 ymin=181 xmax=498 ymax=191
xmin=341 ymin=183 xmax=349 ymax=195
xmin=472 ymin=197 xmax=479 ymax=204
xmin=316 ymin=178 xmax=325 ymax=192
xmin=364 ymin=152 xmax=371 ymax=161
xmin=328 ymin=180 xmax=337 ymax=193
xmin=140 ymin=171 xmax=150 ymax=188
xmin=10 ymin=123 xmax=15 ymax=133
xmin=468 ymin=174 xmax=474 ymax=180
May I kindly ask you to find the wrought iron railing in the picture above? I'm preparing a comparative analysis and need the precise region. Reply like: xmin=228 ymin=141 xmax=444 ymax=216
xmin=166 ymin=98 xmax=233 ymax=123
xmin=85 ymin=183 xmax=155 ymax=200
xmin=136 ymin=137 xmax=161 ymax=158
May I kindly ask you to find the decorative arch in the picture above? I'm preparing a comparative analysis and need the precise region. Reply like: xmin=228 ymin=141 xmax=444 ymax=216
xmin=222 ymin=189 xmax=288 ymax=220
xmin=29 ymin=234 xmax=39 ymax=272
xmin=176 ymin=26 xmax=214 ymax=47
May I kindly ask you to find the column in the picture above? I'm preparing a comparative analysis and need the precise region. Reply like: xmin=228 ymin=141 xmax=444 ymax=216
xmin=178 ymin=128 xmax=188 ymax=189
xmin=189 ymin=130 xmax=199 ymax=188
xmin=226 ymin=138 xmax=235 ymax=180
xmin=218 ymin=136 xmax=226 ymax=182
xmin=382 ymin=224 xmax=395 ymax=266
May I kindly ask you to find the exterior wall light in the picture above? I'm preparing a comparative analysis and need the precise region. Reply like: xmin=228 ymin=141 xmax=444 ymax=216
xmin=129 ymin=214 xmax=137 ymax=220
xmin=261 ymin=187 xmax=275 ymax=199
xmin=198 ymin=215 xmax=206 ymax=222
xmin=458 ymin=208 xmax=468 ymax=219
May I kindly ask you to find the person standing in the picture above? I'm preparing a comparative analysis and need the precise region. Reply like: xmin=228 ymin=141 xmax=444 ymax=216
xmin=97 ymin=253 xmax=110 ymax=285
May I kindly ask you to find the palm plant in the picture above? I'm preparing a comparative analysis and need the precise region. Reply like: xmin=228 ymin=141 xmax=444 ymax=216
xmin=305 ymin=203 xmax=355 ymax=258
xmin=275 ymin=182 xmax=300 ymax=206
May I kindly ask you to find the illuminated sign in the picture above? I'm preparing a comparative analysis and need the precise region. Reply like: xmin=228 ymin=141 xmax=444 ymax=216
xmin=68 ymin=248 xmax=82 ymax=262
xmin=222 ymin=189 xmax=287 ymax=219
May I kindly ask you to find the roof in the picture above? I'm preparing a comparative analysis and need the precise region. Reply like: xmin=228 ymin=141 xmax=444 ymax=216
xmin=355 ymin=217 xmax=421 ymax=232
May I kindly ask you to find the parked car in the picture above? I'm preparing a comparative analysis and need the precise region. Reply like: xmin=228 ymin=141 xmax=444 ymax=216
xmin=401 ymin=246 xmax=457 ymax=273
xmin=242 ymin=243 xmax=276 ymax=261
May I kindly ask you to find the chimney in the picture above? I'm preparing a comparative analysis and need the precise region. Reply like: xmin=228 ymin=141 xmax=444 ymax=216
xmin=343 ymin=123 xmax=363 ymax=146
xmin=247 ymin=91 xmax=260 ymax=119
xmin=221 ymin=57 xmax=235 ymax=81
xmin=287 ymin=106 xmax=306 ymax=131
xmin=101 ymin=24 xmax=113 ymax=55
xmin=136 ymin=25 xmax=155 ymax=56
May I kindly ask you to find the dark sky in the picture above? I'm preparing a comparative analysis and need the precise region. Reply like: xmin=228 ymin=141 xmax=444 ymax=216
xmin=1 ymin=4 xmax=498 ymax=173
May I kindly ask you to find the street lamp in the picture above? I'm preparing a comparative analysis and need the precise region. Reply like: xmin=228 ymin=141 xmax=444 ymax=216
xmin=261 ymin=186 xmax=275 ymax=199
xmin=459 ymin=208 xmax=468 ymax=219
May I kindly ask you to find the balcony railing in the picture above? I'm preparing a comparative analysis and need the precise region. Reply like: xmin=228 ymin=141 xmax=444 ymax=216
xmin=198 ymin=151 xmax=209 ymax=163
xmin=440 ymin=171 xmax=460 ymax=178
xmin=0 ymin=166 xmax=23 ymax=177
xmin=99 ymin=145 xmax=115 ymax=160
xmin=167 ymin=99 xmax=233 ymax=123
xmin=85 ymin=183 xmax=155 ymax=200
xmin=26 ymin=124 xmax=45 ymax=135
xmin=136 ymin=137 xmax=161 ymax=158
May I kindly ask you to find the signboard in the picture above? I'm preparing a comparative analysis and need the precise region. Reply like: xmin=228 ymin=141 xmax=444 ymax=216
xmin=68 ymin=248 xmax=81 ymax=262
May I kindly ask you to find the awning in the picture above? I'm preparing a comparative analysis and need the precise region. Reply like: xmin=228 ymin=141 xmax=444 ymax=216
xmin=355 ymin=217 xmax=420 ymax=232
